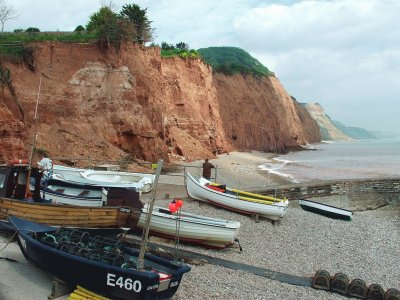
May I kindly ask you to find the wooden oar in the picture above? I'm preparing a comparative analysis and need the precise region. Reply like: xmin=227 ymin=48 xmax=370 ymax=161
xmin=208 ymin=180 xmax=286 ymax=203
xmin=229 ymin=188 xmax=286 ymax=202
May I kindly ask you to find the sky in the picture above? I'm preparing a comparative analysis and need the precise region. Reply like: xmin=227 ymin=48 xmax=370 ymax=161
xmin=4 ymin=0 xmax=400 ymax=135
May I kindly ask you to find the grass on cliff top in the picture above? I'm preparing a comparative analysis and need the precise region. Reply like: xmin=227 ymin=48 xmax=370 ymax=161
xmin=0 ymin=31 xmax=97 ymax=44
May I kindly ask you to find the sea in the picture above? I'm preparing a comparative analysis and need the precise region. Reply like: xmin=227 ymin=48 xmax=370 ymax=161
xmin=258 ymin=139 xmax=400 ymax=183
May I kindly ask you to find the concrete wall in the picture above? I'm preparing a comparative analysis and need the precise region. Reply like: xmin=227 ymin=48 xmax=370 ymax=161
xmin=259 ymin=178 xmax=400 ymax=209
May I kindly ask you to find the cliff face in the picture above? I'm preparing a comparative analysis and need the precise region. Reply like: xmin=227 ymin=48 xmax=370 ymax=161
xmin=214 ymin=74 xmax=320 ymax=151
xmin=305 ymin=103 xmax=351 ymax=141
xmin=0 ymin=42 xmax=320 ymax=162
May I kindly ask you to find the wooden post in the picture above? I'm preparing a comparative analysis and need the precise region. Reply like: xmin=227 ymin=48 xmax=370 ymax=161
xmin=136 ymin=159 xmax=163 ymax=270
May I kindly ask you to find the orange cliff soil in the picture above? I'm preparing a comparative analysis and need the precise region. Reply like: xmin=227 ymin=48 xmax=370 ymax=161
xmin=0 ymin=42 xmax=320 ymax=163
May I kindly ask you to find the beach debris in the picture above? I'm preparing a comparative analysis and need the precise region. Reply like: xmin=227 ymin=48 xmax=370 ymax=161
xmin=331 ymin=272 xmax=350 ymax=295
xmin=367 ymin=284 xmax=384 ymax=300
xmin=384 ymin=288 xmax=400 ymax=300
xmin=312 ymin=271 xmax=397 ymax=300
xmin=348 ymin=278 xmax=368 ymax=298
xmin=312 ymin=270 xmax=330 ymax=290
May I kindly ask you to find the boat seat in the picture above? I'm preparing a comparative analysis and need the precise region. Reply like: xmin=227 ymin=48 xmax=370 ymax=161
xmin=77 ymin=190 xmax=90 ymax=197
xmin=55 ymin=189 xmax=65 ymax=193
xmin=159 ymin=208 xmax=172 ymax=215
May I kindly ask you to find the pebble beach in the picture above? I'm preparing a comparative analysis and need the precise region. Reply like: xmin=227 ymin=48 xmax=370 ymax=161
xmin=1 ymin=151 xmax=399 ymax=299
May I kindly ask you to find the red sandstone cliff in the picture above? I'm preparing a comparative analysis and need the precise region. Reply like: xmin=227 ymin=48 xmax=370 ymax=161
xmin=0 ymin=42 xmax=320 ymax=163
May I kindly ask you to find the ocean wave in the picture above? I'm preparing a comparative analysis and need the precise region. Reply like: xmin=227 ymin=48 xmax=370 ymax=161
xmin=257 ymin=158 xmax=299 ymax=183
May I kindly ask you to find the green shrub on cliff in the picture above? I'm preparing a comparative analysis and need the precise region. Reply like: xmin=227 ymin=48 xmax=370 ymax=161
xmin=160 ymin=42 xmax=200 ymax=59
xmin=197 ymin=46 xmax=272 ymax=77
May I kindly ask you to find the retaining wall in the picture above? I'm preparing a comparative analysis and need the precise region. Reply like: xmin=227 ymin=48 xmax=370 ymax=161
xmin=259 ymin=178 xmax=400 ymax=209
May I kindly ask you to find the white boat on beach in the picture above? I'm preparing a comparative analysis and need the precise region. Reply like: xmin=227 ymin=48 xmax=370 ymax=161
xmin=51 ymin=165 xmax=155 ymax=193
xmin=40 ymin=183 xmax=104 ymax=207
xmin=80 ymin=170 xmax=155 ymax=193
xmin=50 ymin=173 xmax=144 ymax=192
xmin=298 ymin=199 xmax=353 ymax=220
xmin=185 ymin=173 xmax=289 ymax=221
xmin=136 ymin=204 xmax=241 ymax=248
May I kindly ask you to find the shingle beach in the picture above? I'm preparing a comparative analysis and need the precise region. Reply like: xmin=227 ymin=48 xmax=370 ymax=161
xmin=0 ymin=151 xmax=399 ymax=300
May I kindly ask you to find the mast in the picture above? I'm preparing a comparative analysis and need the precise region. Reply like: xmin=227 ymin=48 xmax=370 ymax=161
xmin=136 ymin=159 xmax=163 ymax=270
xmin=28 ymin=73 xmax=42 ymax=167
xmin=25 ymin=74 xmax=42 ymax=198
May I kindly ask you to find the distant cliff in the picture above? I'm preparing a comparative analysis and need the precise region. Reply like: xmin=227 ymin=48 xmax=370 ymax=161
xmin=0 ymin=42 xmax=320 ymax=162
xmin=304 ymin=103 xmax=377 ymax=141
xmin=304 ymin=103 xmax=351 ymax=140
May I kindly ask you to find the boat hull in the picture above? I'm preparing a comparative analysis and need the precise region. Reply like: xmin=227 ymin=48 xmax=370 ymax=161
xmin=186 ymin=173 xmax=288 ymax=221
xmin=10 ymin=217 xmax=190 ymax=300
xmin=52 ymin=165 xmax=155 ymax=193
xmin=298 ymin=199 xmax=353 ymax=220
xmin=41 ymin=186 xmax=104 ymax=207
xmin=136 ymin=205 xmax=240 ymax=248
xmin=0 ymin=197 xmax=139 ymax=229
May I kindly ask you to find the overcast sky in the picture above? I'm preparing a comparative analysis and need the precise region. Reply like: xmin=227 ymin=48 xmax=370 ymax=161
xmin=5 ymin=0 xmax=400 ymax=135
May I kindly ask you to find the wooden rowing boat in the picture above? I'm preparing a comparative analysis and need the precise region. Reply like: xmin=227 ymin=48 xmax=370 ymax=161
xmin=298 ymin=199 xmax=353 ymax=220
xmin=185 ymin=173 xmax=289 ymax=221
xmin=0 ymin=163 xmax=142 ymax=230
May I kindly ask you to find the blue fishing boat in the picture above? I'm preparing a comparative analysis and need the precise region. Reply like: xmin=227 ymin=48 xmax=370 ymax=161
xmin=10 ymin=216 xmax=191 ymax=300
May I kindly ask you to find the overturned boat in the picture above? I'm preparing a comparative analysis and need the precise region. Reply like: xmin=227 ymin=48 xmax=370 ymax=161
xmin=298 ymin=199 xmax=353 ymax=220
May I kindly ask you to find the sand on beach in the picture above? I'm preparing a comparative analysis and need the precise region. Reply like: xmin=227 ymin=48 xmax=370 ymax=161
xmin=0 ymin=150 xmax=398 ymax=300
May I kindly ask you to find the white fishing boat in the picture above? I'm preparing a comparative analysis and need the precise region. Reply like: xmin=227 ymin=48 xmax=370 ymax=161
xmin=137 ymin=204 xmax=241 ymax=248
xmin=186 ymin=173 xmax=289 ymax=221
xmin=40 ymin=183 xmax=104 ymax=207
xmin=50 ymin=173 xmax=145 ymax=192
xmin=298 ymin=199 xmax=353 ymax=220
xmin=80 ymin=170 xmax=155 ymax=193
xmin=52 ymin=165 xmax=155 ymax=193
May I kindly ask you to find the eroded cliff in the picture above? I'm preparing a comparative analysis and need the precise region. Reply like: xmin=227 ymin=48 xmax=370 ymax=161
xmin=0 ymin=42 xmax=320 ymax=162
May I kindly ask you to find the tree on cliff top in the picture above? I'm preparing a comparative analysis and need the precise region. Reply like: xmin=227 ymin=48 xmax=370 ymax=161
xmin=86 ymin=5 xmax=135 ymax=50
xmin=120 ymin=4 xmax=154 ymax=44
xmin=0 ymin=0 xmax=19 ymax=32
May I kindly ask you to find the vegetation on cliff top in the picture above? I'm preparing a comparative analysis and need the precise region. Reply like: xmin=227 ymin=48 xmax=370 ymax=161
xmin=160 ymin=41 xmax=200 ymax=59
xmin=197 ymin=47 xmax=273 ymax=77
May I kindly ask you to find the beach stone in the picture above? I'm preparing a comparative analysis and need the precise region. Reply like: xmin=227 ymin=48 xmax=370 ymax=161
xmin=331 ymin=272 xmax=349 ymax=294
xmin=348 ymin=278 xmax=368 ymax=299
xmin=312 ymin=270 xmax=330 ymax=290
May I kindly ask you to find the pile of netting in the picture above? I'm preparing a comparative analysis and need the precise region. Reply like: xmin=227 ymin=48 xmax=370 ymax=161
xmin=37 ymin=228 xmax=138 ymax=269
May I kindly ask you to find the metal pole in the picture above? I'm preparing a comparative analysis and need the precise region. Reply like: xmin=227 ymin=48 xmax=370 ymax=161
xmin=25 ymin=74 xmax=42 ymax=199
xmin=28 ymin=74 xmax=42 ymax=167
xmin=136 ymin=159 xmax=163 ymax=270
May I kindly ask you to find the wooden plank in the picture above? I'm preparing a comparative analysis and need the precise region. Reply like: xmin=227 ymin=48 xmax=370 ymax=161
xmin=0 ymin=207 xmax=118 ymax=217
xmin=0 ymin=203 xmax=118 ymax=216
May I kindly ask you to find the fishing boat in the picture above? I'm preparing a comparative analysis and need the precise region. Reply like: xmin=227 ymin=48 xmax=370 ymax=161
xmin=0 ymin=162 xmax=142 ymax=231
xmin=186 ymin=173 xmax=289 ymax=221
xmin=298 ymin=199 xmax=353 ymax=220
xmin=136 ymin=204 xmax=241 ymax=248
xmin=52 ymin=164 xmax=155 ymax=193
xmin=10 ymin=216 xmax=191 ymax=300
xmin=38 ymin=181 xmax=104 ymax=207
xmin=50 ymin=173 xmax=145 ymax=192
xmin=80 ymin=170 xmax=155 ymax=193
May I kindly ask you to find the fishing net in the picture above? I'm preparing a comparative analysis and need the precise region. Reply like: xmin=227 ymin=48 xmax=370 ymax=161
xmin=37 ymin=228 xmax=136 ymax=268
